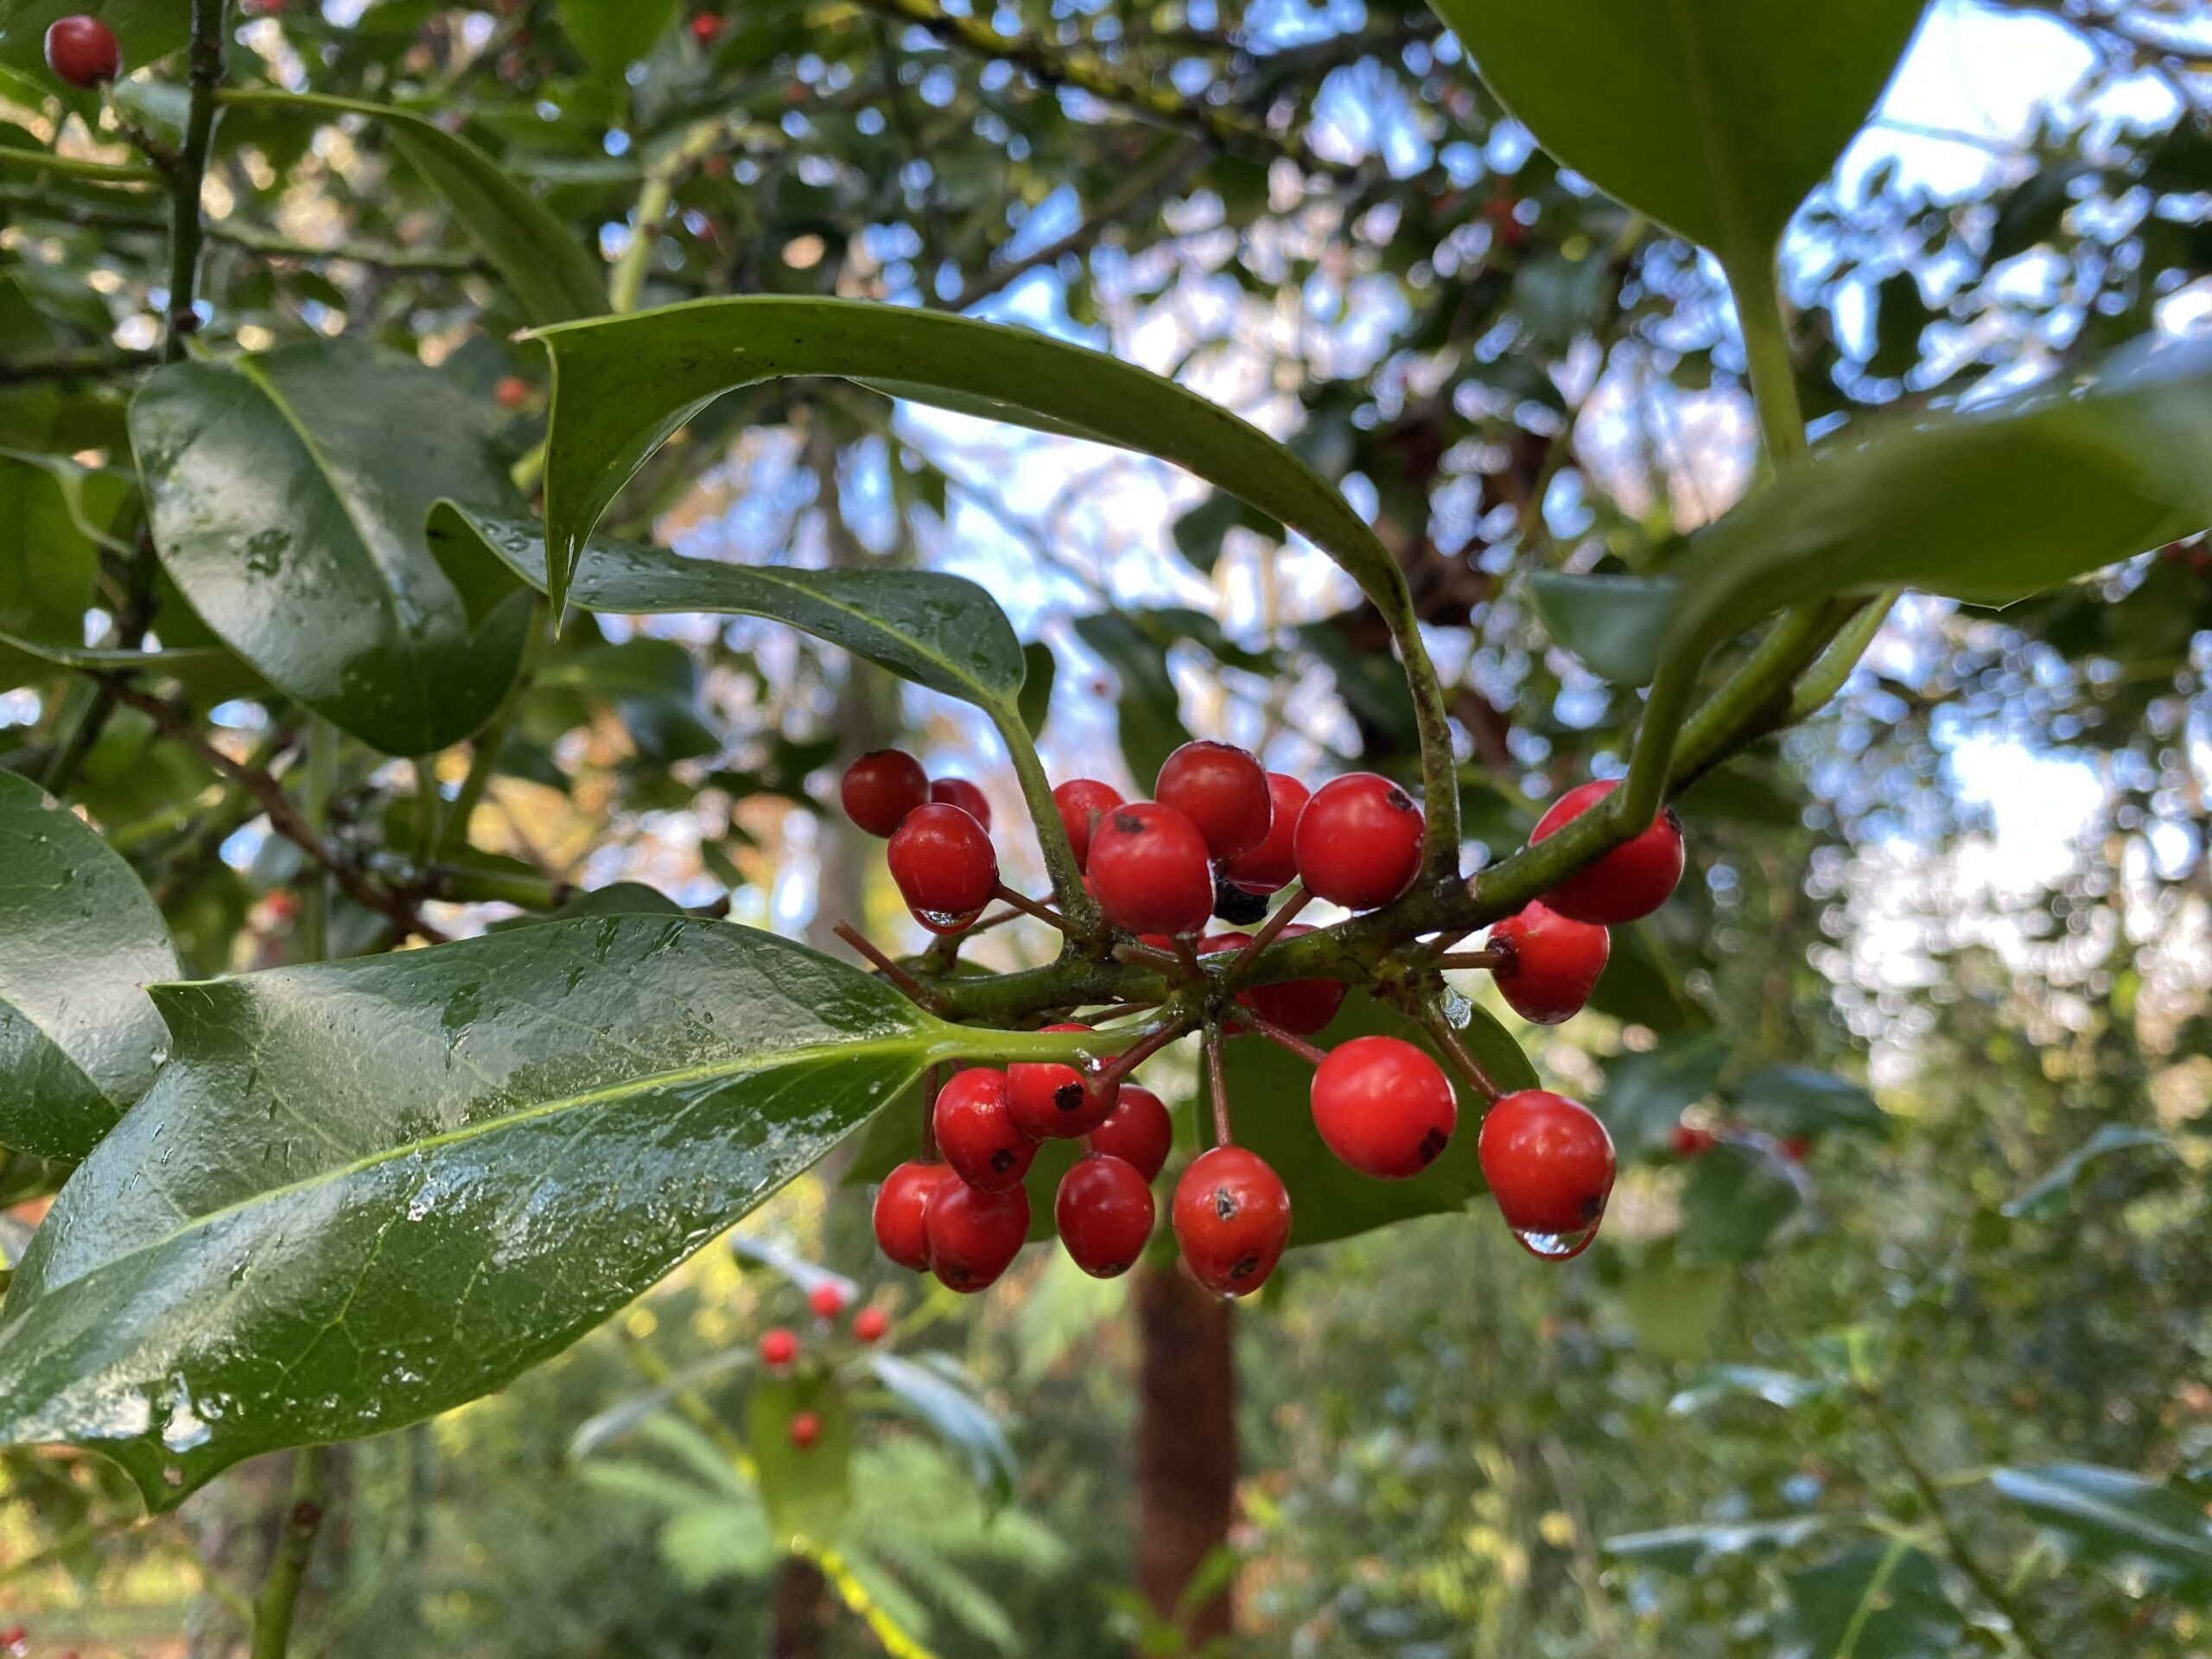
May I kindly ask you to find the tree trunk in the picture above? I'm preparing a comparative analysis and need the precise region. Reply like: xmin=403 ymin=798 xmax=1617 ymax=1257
xmin=770 ymin=1554 xmax=829 ymax=1659
xmin=1134 ymin=1262 xmax=1237 ymax=1646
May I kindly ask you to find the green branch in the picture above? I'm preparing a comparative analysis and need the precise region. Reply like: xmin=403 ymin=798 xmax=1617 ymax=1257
xmin=248 ymin=1445 xmax=327 ymax=1658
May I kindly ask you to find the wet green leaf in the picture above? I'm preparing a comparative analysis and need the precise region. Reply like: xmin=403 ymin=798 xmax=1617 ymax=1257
xmin=1990 ymin=1464 xmax=2212 ymax=1592
xmin=1017 ymin=640 xmax=1056 ymax=739
xmin=130 ymin=342 xmax=535 ymax=755
xmin=0 ymin=917 xmax=948 ymax=1510
xmin=1528 ymin=571 xmax=1678 ymax=687
xmin=0 ymin=770 xmax=179 ymax=1160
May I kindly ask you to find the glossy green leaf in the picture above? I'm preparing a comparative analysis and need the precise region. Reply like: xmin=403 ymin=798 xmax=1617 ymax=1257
xmin=1990 ymin=1464 xmax=2212 ymax=1591
xmin=1216 ymin=992 xmax=1537 ymax=1249
xmin=1433 ymin=0 xmax=1925 ymax=260
xmin=569 ymin=1346 xmax=758 ymax=1461
xmin=1603 ymin=1514 xmax=1827 ymax=1573
xmin=431 ymin=503 xmax=1026 ymax=716
xmin=522 ymin=298 xmax=1408 ymax=623
xmin=0 ymin=917 xmax=949 ymax=1510
xmin=1528 ymin=571 xmax=1677 ymax=687
xmin=1593 ymin=1033 xmax=1726 ymax=1158
xmin=748 ymin=1371 xmax=853 ymax=1548
xmin=1017 ymin=640 xmax=1056 ymax=739
xmin=867 ymin=1352 xmax=1017 ymax=1510
xmin=222 ymin=92 xmax=605 ymax=327
xmin=0 ymin=449 xmax=123 ymax=692
xmin=1667 ymin=1363 xmax=1831 ymax=1417
xmin=130 ymin=342 xmax=535 ymax=755
xmin=2003 ymin=1123 xmax=2175 ymax=1220
xmin=0 ymin=0 xmax=186 ymax=73
xmin=558 ymin=0 xmax=680 ymax=72
xmin=1782 ymin=1542 xmax=1961 ymax=1659
xmin=0 ymin=770 xmax=179 ymax=1161
xmin=1726 ymin=1065 xmax=1887 ymax=1138
xmin=0 ymin=635 xmax=265 ymax=706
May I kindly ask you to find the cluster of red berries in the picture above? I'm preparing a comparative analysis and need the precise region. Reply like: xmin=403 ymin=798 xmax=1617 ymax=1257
xmin=44 ymin=15 xmax=122 ymax=86
xmin=756 ymin=1281 xmax=890 ymax=1450
xmin=843 ymin=734 xmax=1687 ymax=1292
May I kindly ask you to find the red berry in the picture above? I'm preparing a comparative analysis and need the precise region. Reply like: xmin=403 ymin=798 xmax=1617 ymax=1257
xmin=1294 ymin=773 xmax=1424 ymax=911
xmin=1172 ymin=1146 xmax=1292 ymax=1297
xmin=493 ymin=375 xmax=531 ymax=410
xmin=1488 ymin=902 xmax=1610 ymax=1025
xmin=1781 ymin=1136 xmax=1811 ymax=1163
xmin=1309 ymin=1035 xmax=1457 ymax=1179
xmin=1156 ymin=740 xmax=1272 ymax=860
xmin=44 ymin=16 xmax=120 ymax=86
xmin=1528 ymin=779 xmax=1685 ymax=924
xmin=760 ymin=1326 xmax=799 ymax=1368
xmin=1223 ymin=772 xmax=1309 ymax=893
xmin=1232 ymin=923 xmax=1346 ymax=1036
xmin=1007 ymin=1022 xmax=1113 ymax=1139
xmin=1669 ymin=1123 xmax=1715 ymax=1160
xmin=789 ymin=1410 xmax=822 ymax=1449
xmin=1052 ymin=778 xmax=1123 ymax=871
xmin=690 ymin=10 xmax=721 ymax=43
xmin=873 ymin=1159 xmax=951 ymax=1270
xmin=925 ymin=1179 xmax=1030 ymax=1292
xmin=929 ymin=776 xmax=992 ymax=830
xmin=1478 ymin=1090 xmax=1616 ymax=1255
xmin=1088 ymin=802 xmax=1214 ymax=936
xmin=887 ymin=802 xmax=997 ymax=927
xmin=1055 ymin=1153 xmax=1155 ymax=1277
xmin=808 ymin=1281 xmax=847 ymax=1319
xmin=1084 ymin=1083 xmax=1173 ymax=1181
xmin=841 ymin=748 xmax=929 ymax=837
xmin=931 ymin=1068 xmax=1035 ymax=1192
xmin=853 ymin=1305 xmax=890 ymax=1343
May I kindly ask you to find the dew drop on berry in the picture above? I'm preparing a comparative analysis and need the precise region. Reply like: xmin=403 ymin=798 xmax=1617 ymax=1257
xmin=1510 ymin=1224 xmax=1599 ymax=1261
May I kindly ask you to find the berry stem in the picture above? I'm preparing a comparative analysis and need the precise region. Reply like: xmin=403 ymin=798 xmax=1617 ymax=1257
xmin=1114 ymin=940 xmax=1182 ymax=973
xmin=1421 ymin=1012 xmax=1503 ymax=1105
xmin=834 ymin=922 xmax=947 ymax=1012
xmin=1236 ymin=1009 xmax=1328 ymax=1067
xmin=991 ymin=881 xmax=1071 ymax=932
xmin=1090 ymin=1016 xmax=1188 ymax=1098
xmin=1205 ymin=1025 xmax=1234 ymax=1147
xmin=1434 ymin=948 xmax=1508 ymax=972
xmin=1173 ymin=935 xmax=1206 ymax=982
xmin=1087 ymin=1000 xmax=1162 ymax=1023
xmin=1225 ymin=887 xmax=1311 ymax=982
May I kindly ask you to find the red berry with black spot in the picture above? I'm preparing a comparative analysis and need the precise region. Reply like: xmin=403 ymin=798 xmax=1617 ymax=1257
xmin=873 ymin=1159 xmax=951 ymax=1270
xmin=808 ymin=1281 xmax=847 ymax=1319
xmin=1234 ymin=923 xmax=1347 ymax=1036
xmin=853 ymin=1306 xmax=890 ymax=1344
xmin=929 ymin=775 xmax=992 ymax=830
xmin=1085 ymin=1083 xmax=1173 ymax=1182
xmin=760 ymin=1327 xmax=799 ymax=1368
xmin=1172 ymin=1146 xmax=1292 ymax=1297
xmin=1488 ymin=902 xmax=1610 ymax=1025
xmin=1528 ymin=779 xmax=1685 ymax=924
xmin=1223 ymin=772 xmax=1309 ymax=893
xmin=789 ymin=1410 xmax=822 ymax=1449
xmin=1088 ymin=801 xmax=1214 ymax=936
xmin=1055 ymin=1153 xmax=1155 ymax=1278
xmin=44 ymin=16 xmax=120 ymax=86
xmin=887 ymin=802 xmax=997 ymax=928
xmin=841 ymin=748 xmax=929 ymax=837
xmin=1478 ymin=1090 xmax=1616 ymax=1249
xmin=1310 ymin=1035 xmax=1457 ymax=1179
xmin=1294 ymin=773 xmax=1424 ymax=910
xmin=1156 ymin=740 xmax=1272 ymax=860
xmin=1052 ymin=777 xmax=1122 ymax=870
xmin=931 ymin=1068 xmax=1034 ymax=1192
xmin=1008 ymin=1022 xmax=1113 ymax=1139
xmin=925 ymin=1178 xmax=1030 ymax=1292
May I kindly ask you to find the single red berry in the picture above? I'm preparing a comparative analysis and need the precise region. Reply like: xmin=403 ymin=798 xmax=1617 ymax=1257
xmin=493 ymin=374 xmax=531 ymax=410
xmin=1052 ymin=777 xmax=1123 ymax=870
xmin=1781 ymin=1136 xmax=1811 ymax=1163
xmin=873 ymin=1159 xmax=951 ymax=1270
xmin=44 ymin=16 xmax=120 ymax=86
xmin=1223 ymin=772 xmax=1309 ymax=893
xmin=931 ymin=1068 xmax=1035 ymax=1192
xmin=789 ymin=1410 xmax=822 ymax=1450
xmin=925 ymin=1178 xmax=1030 ymax=1292
xmin=1085 ymin=1083 xmax=1172 ymax=1182
xmin=760 ymin=1326 xmax=799 ymax=1368
xmin=1294 ymin=773 xmax=1424 ymax=911
xmin=1488 ymin=902 xmax=1610 ymax=1025
xmin=1007 ymin=1022 xmax=1113 ymax=1139
xmin=1231 ymin=923 xmax=1346 ymax=1036
xmin=808 ymin=1281 xmax=847 ymax=1319
xmin=1173 ymin=1146 xmax=1292 ymax=1297
xmin=1478 ymin=1090 xmax=1616 ymax=1255
xmin=1309 ymin=1035 xmax=1457 ymax=1179
xmin=1056 ymin=1153 xmax=1156 ymax=1278
xmin=1669 ymin=1122 xmax=1716 ymax=1160
xmin=690 ymin=10 xmax=721 ymax=43
xmin=929 ymin=776 xmax=992 ymax=830
xmin=887 ymin=802 xmax=997 ymax=928
xmin=1156 ymin=740 xmax=1272 ymax=860
xmin=1528 ymin=779 xmax=1686 ymax=924
xmin=1088 ymin=801 xmax=1214 ymax=936
xmin=853 ymin=1305 xmax=890 ymax=1344
xmin=0 ymin=1630 xmax=22 ymax=1651
xmin=841 ymin=748 xmax=929 ymax=837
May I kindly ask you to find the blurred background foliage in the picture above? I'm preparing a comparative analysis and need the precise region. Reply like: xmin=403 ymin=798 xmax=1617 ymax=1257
xmin=0 ymin=0 xmax=2209 ymax=1652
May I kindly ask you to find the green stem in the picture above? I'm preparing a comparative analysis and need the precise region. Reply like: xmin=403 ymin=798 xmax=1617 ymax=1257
xmin=607 ymin=123 xmax=722 ymax=315
xmin=989 ymin=704 xmax=1102 ymax=936
xmin=1724 ymin=245 xmax=1807 ymax=468
xmin=0 ymin=149 xmax=160 ymax=185
xmin=167 ymin=0 xmax=228 ymax=362
xmin=1787 ymin=593 xmax=1895 ymax=723
xmin=247 ymin=1440 xmax=327 ymax=1657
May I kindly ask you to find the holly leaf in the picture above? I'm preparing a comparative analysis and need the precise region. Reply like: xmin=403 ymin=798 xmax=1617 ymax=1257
xmin=0 ymin=770 xmax=179 ymax=1160
xmin=1989 ymin=1464 xmax=2212 ymax=1592
xmin=1781 ymin=1543 xmax=1962 ymax=1659
xmin=866 ymin=1351 xmax=1017 ymax=1509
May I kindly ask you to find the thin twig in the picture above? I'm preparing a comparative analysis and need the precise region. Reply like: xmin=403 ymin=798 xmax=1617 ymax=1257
xmin=1090 ymin=1016 xmax=1188 ymax=1097
xmin=1113 ymin=940 xmax=1183 ymax=973
xmin=1173 ymin=935 xmax=1205 ymax=982
xmin=1236 ymin=1009 xmax=1327 ymax=1067
xmin=1434 ymin=949 xmax=1507 ymax=972
xmin=249 ymin=1445 xmax=327 ymax=1658
xmin=1228 ymin=887 xmax=1311 ymax=979
xmin=833 ymin=922 xmax=945 ymax=1011
xmin=0 ymin=346 xmax=162 ymax=385
xmin=1423 ymin=1011 xmax=1503 ymax=1105
xmin=1205 ymin=1025 xmax=1233 ymax=1147
xmin=991 ymin=881 xmax=1071 ymax=933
